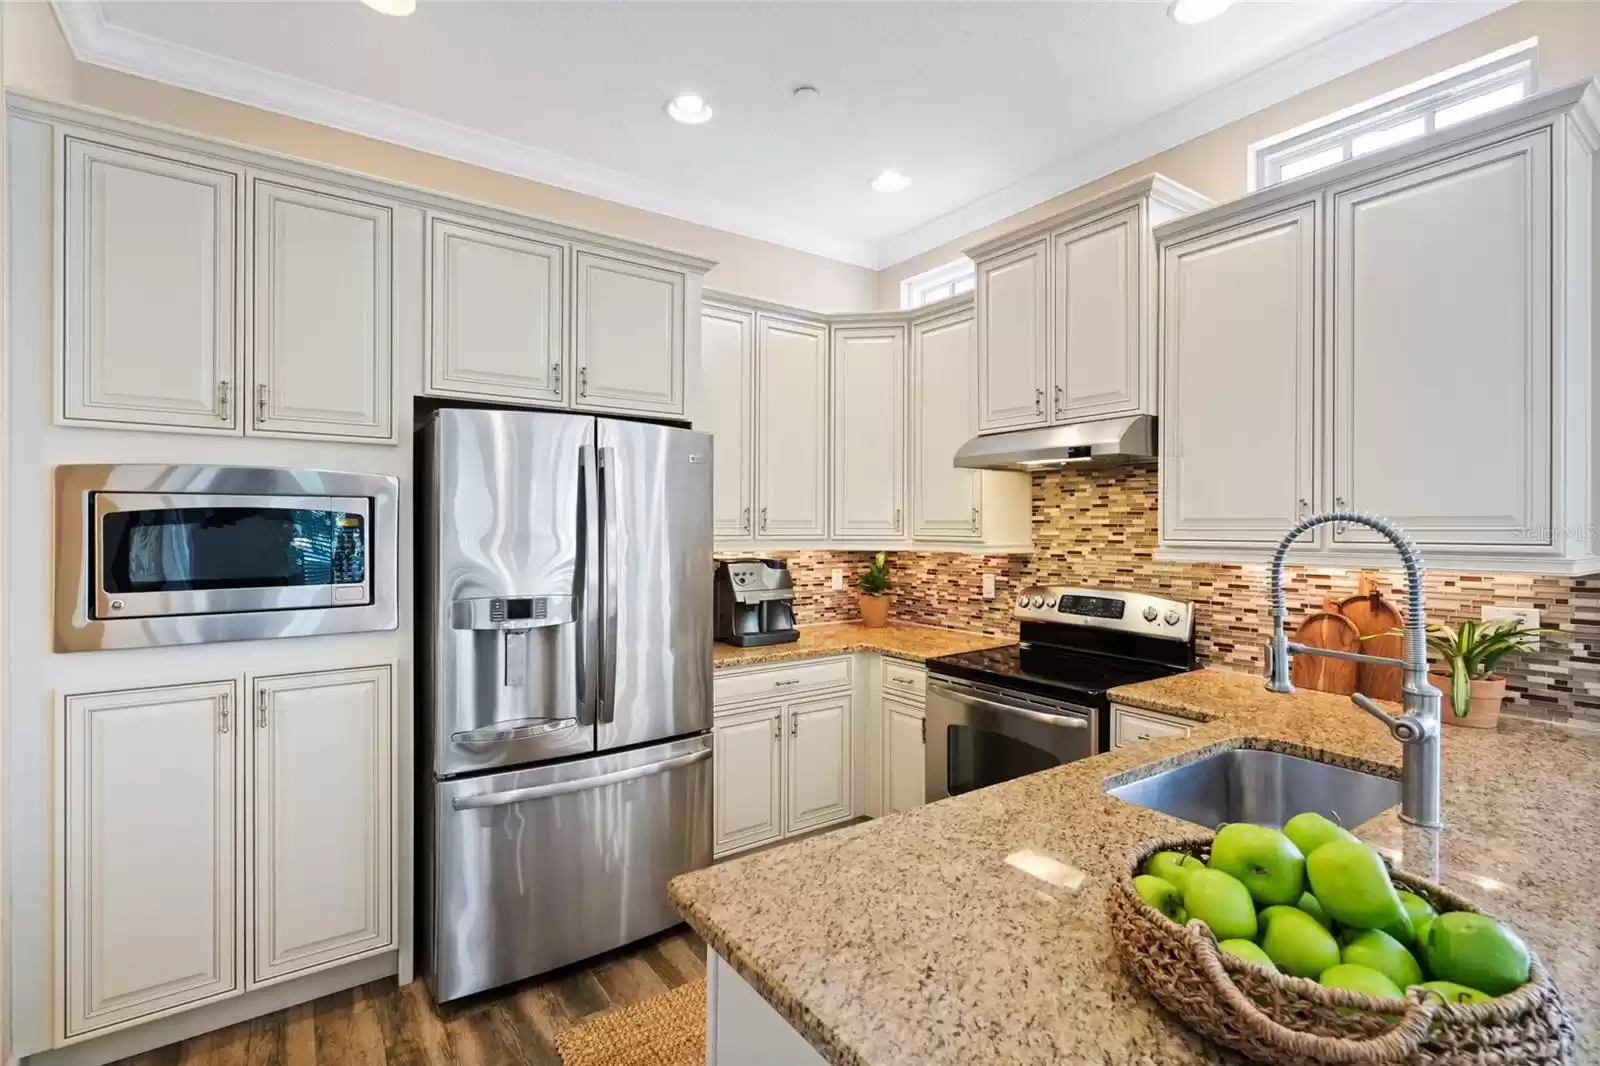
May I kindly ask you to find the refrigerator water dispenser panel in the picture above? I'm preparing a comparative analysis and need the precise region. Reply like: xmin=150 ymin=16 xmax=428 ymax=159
xmin=450 ymin=596 xmax=576 ymax=688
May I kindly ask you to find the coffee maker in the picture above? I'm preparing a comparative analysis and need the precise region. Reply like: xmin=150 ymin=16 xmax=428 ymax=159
xmin=714 ymin=559 xmax=799 ymax=646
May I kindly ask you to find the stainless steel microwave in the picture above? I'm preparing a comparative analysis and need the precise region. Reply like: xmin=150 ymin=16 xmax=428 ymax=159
xmin=55 ymin=464 xmax=399 ymax=652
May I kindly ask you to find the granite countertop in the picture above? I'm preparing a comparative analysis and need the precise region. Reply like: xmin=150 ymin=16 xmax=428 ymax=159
xmin=670 ymin=666 xmax=1600 ymax=1065
xmin=712 ymin=621 xmax=1013 ymax=669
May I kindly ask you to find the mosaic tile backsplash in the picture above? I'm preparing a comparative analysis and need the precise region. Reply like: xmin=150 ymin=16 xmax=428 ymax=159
xmin=742 ymin=462 xmax=1599 ymax=726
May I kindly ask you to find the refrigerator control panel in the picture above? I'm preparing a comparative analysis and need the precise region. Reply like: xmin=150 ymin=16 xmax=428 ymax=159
xmin=450 ymin=595 xmax=576 ymax=631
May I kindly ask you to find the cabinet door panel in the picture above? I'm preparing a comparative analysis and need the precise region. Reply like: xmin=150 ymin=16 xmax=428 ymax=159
xmin=831 ymin=326 xmax=907 ymax=538
xmin=713 ymin=707 xmax=783 ymax=856
xmin=703 ymin=305 xmax=756 ymax=539
xmin=884 ymin=700 xmax=925 ymax=815
xmin=63 ymin=138 xmax=240 ymax=432
xmin=1161 ymin=204 xmax=1317 ymax=545
xmin=252 ymin=180 xmax=393 ymax=439
xmin=976 ymin=239 xmax=1049 ymax=431
xmin=786 ymin=695 xmax=851 ymax=834
xmin=251 ymin=666 xmax=393 ymax=986
xmin=755 ymin=315 xmax=829 ymax=538
xmin=1053 ymin=206 xmax=1141 ymax=421
xmin=573 ymin=251 xmax=684 ymax=415
xmin=1331 ymin=132 xmax=1551 ymax=547
xmin=430 ymin=217 xmax=565 ymax=405
xmin=911 ymin=308 xmax=982 ymax=540
xmin=64 ymin=681 xmax=238 ymax=1037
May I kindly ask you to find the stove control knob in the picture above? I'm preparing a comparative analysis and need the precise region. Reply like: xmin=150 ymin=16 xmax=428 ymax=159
xmin=1164 ymin=610 xmax=1182 ymax=626
xmin=1142 ymin=606 xmax=1159 ymax=623
xmin=1029 ymin=596 xmax=1043 ymax=608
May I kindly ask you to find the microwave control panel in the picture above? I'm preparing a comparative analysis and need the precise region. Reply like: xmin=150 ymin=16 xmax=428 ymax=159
xmin=332 ymin=513 xmax=367 ymax=584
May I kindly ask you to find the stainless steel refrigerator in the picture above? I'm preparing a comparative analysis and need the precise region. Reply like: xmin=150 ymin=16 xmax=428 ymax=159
xmin=419 ymin=407 xmax=713 ymax=1002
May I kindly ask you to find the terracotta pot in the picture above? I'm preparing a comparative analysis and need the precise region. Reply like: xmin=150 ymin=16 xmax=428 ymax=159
xmin=1429 ymin=669 xmax=1506 ymax=729
xmin=859 ymin=594 xmax=891 ymax=628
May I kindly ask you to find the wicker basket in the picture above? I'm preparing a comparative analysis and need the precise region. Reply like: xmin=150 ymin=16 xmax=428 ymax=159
xmin=1107 ymin=836 xmax=1576 ymax=1065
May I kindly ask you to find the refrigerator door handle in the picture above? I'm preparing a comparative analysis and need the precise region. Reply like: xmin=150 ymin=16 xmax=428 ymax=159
xmin=599 ymin=445 xmax=620 ymax=724
xmin=450 ymin=746 xmax=711 ymax=811
xmin=580 ymin=444 xmax=603 ymax=728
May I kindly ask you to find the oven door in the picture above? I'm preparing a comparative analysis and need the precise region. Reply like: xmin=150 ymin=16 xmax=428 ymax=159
xmin=92 ymin=492 xmax=371 ymax=619
xmin=924 ymin=676 xmax=1096 ymax=803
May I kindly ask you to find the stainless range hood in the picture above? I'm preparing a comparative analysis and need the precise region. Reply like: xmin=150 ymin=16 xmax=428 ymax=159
xmin=953 ymin=414 xmax=1155 ymax=471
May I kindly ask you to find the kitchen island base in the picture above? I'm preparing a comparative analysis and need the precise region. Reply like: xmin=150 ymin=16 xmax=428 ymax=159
xmin=708 ymin=952 xmax=827 ymax=1066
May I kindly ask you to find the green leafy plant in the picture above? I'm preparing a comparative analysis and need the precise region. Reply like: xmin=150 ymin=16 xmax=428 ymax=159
xmin=857 ymin=552 xmax=890 ymax=597
xmin=1421 ymin=619 xmax=1553 ymax=718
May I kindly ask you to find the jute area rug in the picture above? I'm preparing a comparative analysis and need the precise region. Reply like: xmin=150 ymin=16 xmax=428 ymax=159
xmin=554 ymin=978 xmax=707 ymax=1066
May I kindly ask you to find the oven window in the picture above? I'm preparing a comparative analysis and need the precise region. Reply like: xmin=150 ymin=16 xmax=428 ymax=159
xmin=944 ymin=724 xmax=1061 ymax=797
xmin=101 ymin=507 xmax=365 ymax=593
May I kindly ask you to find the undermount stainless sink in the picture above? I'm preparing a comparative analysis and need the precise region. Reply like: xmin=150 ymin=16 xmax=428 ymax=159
xmin=1106 ymin=748 xmax=1400 ymax=831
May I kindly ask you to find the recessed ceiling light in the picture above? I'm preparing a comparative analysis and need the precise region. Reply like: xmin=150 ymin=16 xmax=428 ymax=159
xmin=871 ymin=170 xmax=912 ymax=193
xmin=666 ymin=93 xmax=714 ymax=125
xmin=1169 ymin=0 xmax=1233 ymax=24
xmin=361 ymin=0 xmax=416 ymax=15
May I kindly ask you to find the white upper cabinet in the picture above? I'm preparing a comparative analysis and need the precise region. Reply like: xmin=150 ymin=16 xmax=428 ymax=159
xmin=755 ymin=314 xmax=829 ymax=539
xmin=573 ymin=249 xmax=685 ymax=416
xmin=250 ymin=178 xmax=394 ymax=440
xmin=250 ymin=666 xmax=393 ymax=987
xmin=63 ymin=681 xmax=239 ymax=1039
xmin=975 ymin=238 xmax=1050 ymax=431
xmin=1052 ymin=205 xmax=1142 ymax=422
xmin=1159 ymin=202 xmax=1318 ymax=546
xmin=1330 ymin=131 xmax=1551 ymax=549
xmin=831 ymin=324 xmax=907 ymax=539
xmin=62 ymin=137 xmax=242 ymax=433
xmin=429 ymin=215 xmax=565 ymax=406
xmin=910 ymin=306 xmax=982 ymax=541
xmin=703 ymin=303 xmax=757 ymax=540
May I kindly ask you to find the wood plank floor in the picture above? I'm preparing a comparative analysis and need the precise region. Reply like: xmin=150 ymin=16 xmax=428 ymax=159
xmin=112 ymin=927 xmax=708 ymax=1066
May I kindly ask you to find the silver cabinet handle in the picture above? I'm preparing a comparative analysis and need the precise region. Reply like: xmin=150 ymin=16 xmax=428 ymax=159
xmin=1034 ymin=388 xmax=1043 ymax=414
xmin=256 ymin=383 xmax=268 ymax=422
xmin=552 ymin=362 xmax=562 ymax=391
xmin=774 ymin=678 xmax=800 ymax=687
xmin=1054 ymin=384 xmax=1063 ymax=417
xmin=1335 ymin=496 xmax=1348 ymax=534
xmin=451 ymin=747 xmax=711 ymax=810
xmin=970 ymin=507 xmax=980 ymax=533
xmin=790 ymin=715 xmax=798 ymax=738
xmin=771 ymin=718 xmax=780 ymax=741
xmin=256 ymin=689 xmax=268 ymax=729
xmin=216 ymin=380 xmax=231 ymax=421
xmin=218 ymin=693 xmax=230 ymax=734
xmin=579 ymin=366 xmax=588 ymax=397
xmin=892 ymin=676 xmax=916 ymax=687
xmin=760 ymin=506 xmax=768 ymax=532
xmin=1298 ymin=498 xmax=1309 ymax=517
xmin=743 ymin=505 xmax=751 ymax=532
xmin=894 ymin=507 xmax=902 ymax=532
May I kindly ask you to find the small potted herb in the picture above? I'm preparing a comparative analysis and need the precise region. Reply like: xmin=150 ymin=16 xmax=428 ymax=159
xmin=1423 ymin=619 xmax=1552 ymax=729
xmin=857 ymin=552 xmax=891 ymax=628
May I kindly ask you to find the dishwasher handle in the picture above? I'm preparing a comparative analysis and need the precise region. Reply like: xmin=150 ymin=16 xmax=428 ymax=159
xmin=451 ymin=746 xmax=711 ymax=811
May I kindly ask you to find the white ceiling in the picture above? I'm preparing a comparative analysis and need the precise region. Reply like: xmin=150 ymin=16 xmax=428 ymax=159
xmin=59 ymin=1 xmax=1512 ymax=268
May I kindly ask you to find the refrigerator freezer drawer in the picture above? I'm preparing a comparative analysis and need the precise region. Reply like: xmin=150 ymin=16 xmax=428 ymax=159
xmin=428 ymin=734 xmax=712 ymax=1001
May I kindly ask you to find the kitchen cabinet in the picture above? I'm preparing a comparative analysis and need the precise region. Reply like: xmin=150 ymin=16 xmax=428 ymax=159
xmin=910 ymin=304 xmax=982 ymax=541
xmin=250 ymin=666 xmax=394 ymax=987
xmin=975 ymin=238 xmax=1049 ymax=431
xmin=831 ymin=324 xmax=907 ymax=539
xmin=428 ymin=214 xmax=566 ymax=406
xmin=1110 ymin=705 xmax=1193 ymax=748
xmin=1159 ymin=201 xmax=1319 ymax=547
xmin=63 ymin=680 xmax=240 ymax=1038
xmin=1051 ymin=205 xmax=1142 ymax=421
xmin=785 ymin=695 xmax=852 ymax=834
xmin=1329 ymin=131 xmax=1551 ymax=549
xmin=702 ymin=302 xmax=757 ymax=539
xmin=755 ymin=313 xmax=830 ymax=539
xmin=883 ymin=699 xmax=926 ymax=815
xmin=573 ymin=249 xmax=685 ymax=416
xmin=61 ymin=137 xmax=242 ymax=433
xmin=250 ymin=177 xmax=394 ymax=441
xmin=712 ymin=706 xmax=784 ymax=857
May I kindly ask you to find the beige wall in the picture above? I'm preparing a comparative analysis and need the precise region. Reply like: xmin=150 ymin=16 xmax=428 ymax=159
xmin=878 ymin=0 xmax=1600 ymax=307
xmin=0 ymin=2 xmax=879 ymax=312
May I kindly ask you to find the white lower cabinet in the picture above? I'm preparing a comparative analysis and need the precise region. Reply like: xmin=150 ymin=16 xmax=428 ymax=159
xmin=712 ymin=706 xmax=784 ymax=857
xmin=883 ymin=699 xmax=926 ymax=815
xmin=785 ymin=695 xmax=852 ymax=833
xmin=63 ymin=681 xmax=240 ymax=1039
xmin=1110 ymin=705 xmax=1194 ymax=747
xmin=250 ymin=666 xmax=394 ymax=986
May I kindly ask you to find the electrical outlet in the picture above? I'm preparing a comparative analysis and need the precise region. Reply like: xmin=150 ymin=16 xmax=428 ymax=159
xmin=981 ymin=573 xmax=996 ymax=600
xmin=1481 ymin=605 xmax=1540 ymax=648
xmin=831 ymin=568 xmax=843 ymax=591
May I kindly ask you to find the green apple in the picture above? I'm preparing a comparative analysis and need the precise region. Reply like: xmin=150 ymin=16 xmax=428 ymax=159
xmin=1414 ymin=980 xmax=1493 ymax=1005
xmin=1284 ymin=812 xmax=1359 ymax=856
xmin=1133 ymin=875 xmax=1186 ymax=923
xmin=1341 ymin=929 xmax=1424 ymax=988
xmin=1320 ymin=963 xmax=1404 ymax=1001
xmin=1380 ymin=911 xmax=1415 ymax=948
xmin=1296 ymin=891 xmax=1334 ymax=931
xmin=1182 ymin=868 xmax=1258 ymax=941
xmin=1413 ymin=917 xmax=1434 ymax=950
xmin=1258 ymin=905 xmax=1341 ymax=979
xmin=1392 ymin=891 xmax=1437 ymax=946
xmin=1146 ymin=851 xmax=1200 ymax=893
xmin=1305 ymin=840 xmax=1407 ymax=931
xmin=1419 ymin=912 xmax=1531 ymax=996
xmin=1208 ymin=823 xmax=1306 ymax=906
xmin=1218 ymin=939 xmax=1277 ymax=971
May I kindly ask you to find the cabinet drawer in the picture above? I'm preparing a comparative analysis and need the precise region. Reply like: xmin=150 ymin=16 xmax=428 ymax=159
xmin=881 ymin=659 xmax=926 ymax=701
xmin=1111 ymin=706 xmax=1193 ymax=747
xmin=714 ymin=657 xmax=851 ymax=711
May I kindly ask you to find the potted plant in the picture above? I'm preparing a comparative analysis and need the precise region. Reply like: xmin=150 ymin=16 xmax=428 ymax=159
xmin=1423 ymin=618 xmax=1551 ymax=729
xmin=857 ymin=552 xmax=891 ymax=628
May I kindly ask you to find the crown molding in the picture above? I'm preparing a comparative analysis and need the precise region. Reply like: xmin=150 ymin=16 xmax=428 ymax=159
xmin=48 ymin=1 xmax=882 ymax=269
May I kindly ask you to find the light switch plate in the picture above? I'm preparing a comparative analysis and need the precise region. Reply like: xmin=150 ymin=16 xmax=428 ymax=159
xmin=831 ymin=568 xmax=843 ymax=591
xmin=1481 ymin=605 xmax=1540 ymax=648
xmin=982 ymin=573 xmax=996 ymax=599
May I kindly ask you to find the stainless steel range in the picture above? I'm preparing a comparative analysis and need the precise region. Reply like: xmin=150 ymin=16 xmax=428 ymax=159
xmin=924 ymin=587 xmax=1195 ymax=802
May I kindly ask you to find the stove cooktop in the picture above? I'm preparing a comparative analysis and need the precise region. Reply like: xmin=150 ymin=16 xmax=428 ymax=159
xmin=926 ymin=643 xmax=1187 ymax=705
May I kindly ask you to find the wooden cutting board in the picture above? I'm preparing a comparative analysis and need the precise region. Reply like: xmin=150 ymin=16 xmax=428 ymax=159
xmin=1291 ymin=598 xmax=1360 ymax=695
xmin=1339 ymin=574 xmax=1406 ymax=701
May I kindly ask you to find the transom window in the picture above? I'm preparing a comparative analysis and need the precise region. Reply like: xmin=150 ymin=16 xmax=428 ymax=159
xmin=1250 ymin=40 xmax=1537 ymax=190
xmin=901 ymin=258 xmax=976 ymax=310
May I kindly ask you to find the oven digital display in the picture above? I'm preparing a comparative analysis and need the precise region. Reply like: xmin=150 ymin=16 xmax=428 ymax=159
xmin=1057 ymin=595 xmax=1125 ymax=619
